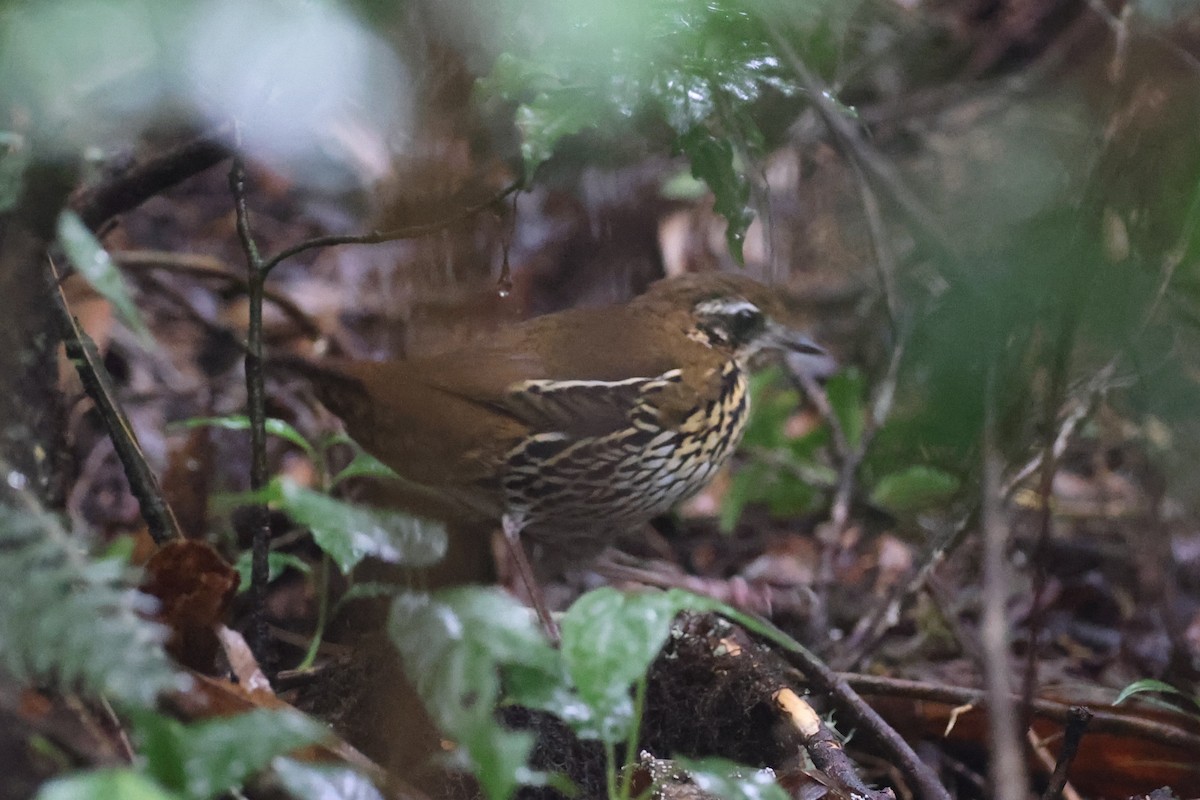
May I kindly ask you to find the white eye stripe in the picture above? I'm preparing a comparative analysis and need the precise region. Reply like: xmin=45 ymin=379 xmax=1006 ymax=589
xmin=693 ymin=297 xmax=760 ymax=317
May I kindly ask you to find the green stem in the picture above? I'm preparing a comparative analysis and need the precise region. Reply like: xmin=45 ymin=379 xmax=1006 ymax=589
xmin=604 ymin=741 xmax=618 ymax=800
xmin=297 ymin=554 xmax=330 ymax=671
xmin=618 ymin=677 xmax=648 ymax=800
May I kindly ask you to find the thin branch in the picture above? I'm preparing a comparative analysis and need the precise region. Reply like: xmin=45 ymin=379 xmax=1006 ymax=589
xmin=49 ymin=258 xmax=183 ymax=545
xmin=775 ymin=687 xmax=892 ymax=800
xmin=981 ymin=372 xmax=1030 ymax=800
xmin=115 ymin=250 xmax=333 ymax=345
xmin=765 ymin=30 xmax=958 ymax=266
xmin=751 ymin=622 xmax=952 ymax=800
xmin=228 ymin=150 xmax=273 ymax=666
xmin=258 ymin=180 xmax=522 ymax=278
xmin=848 ymin=156 xmax=899 ymax=333
xmin=792 ymin=329 xmax=907 ymax=641
xmin=843 ymin=674 xmax=1200 ymax=752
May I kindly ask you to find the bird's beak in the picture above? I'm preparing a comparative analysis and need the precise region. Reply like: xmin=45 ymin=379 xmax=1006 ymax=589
xmin=764 ymin=321 xmax=826 ymax=356
xmin=763 ymin=322 xmax=838 ymax=382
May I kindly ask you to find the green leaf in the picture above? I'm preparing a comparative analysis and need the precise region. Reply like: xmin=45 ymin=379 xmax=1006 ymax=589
xmin=740 ymin=368 xmax=800 ymax=450
xmin=677 ymin=126 xmax=753 ymax=264
xmin=869 ymin=466 xmax=960 ymax=515
xmin=1115 ymin=678 xmax=1190 ymax=705
xmin=271 ymin=757 xmax=385 ymax=800
xmin=36 ymin=769 xmax=182 ymax=800
xmin=243 ymin=478 xmax=447 ymax=573
xmin=174 ymin=415 xmax=317 ymax=463
xmin=330 ymin=450 xmax=400 ymax=487
xmin=560 ymin=588 xmax=721 ymax=742
xmin=57 ymin=210 xmax=153 ymax=346
xmin=389 ymin=588 xmax=556 ymax=800
xmin=823 ymin=369 xmax=866 ymax=447
xmin=674 ymin=757 xmax=789 ymax=800
xmin=233 ymin=550 xmax=311 ymax=593
xmin=131 ymin=709 xmax=329 ymax=800
xmin=720 ymin=462 xmax=822 ymax=532
xmin=516 ymin=88 xmax=608 ymax=179
xmin=720 ymin=462 xmax=770 ymax=533
xmin=330 ymin=581 xmax=400 ymax=617
xmin=0 ymin=506 xmax=187 ymax=708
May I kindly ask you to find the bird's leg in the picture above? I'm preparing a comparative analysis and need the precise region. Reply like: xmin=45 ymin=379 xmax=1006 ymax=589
xmin=501 ymin=512 xmax=561 ymax=644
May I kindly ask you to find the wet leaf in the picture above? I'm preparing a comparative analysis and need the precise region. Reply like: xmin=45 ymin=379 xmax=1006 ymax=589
xmin=389 ymin=588 xmax=554 ymax=800
xmin=271 ymin=757 xmax=384 ymax=800
xmin=176 ymin=416 xmax=317 ymax=463
xmin=131 ymin=708 xmax=328 ymax=800
xmin=677 ymin=126 xmax=753 ymax=264
xmin=57 ymin=210 xmax=153 ymax=345
xmin=560 ymin=588 xmax=721 ymax=741
xmin=36 ymin=769 xmax=180 ymax=800
xmin=224 ymin=478 xmax=447 ymax=573
xmin=675 ymin=757 xmax=789 ymax=800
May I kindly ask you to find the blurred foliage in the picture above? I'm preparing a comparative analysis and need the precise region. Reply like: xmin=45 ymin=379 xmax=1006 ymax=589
xmin=674 ymin=757 xmax=790 ymax=800
xmin=386 ymin=587 xmax=782 ymax=800
xmin=57 ymin=210 xmax=153 ymax=345
xmin=0 ymin=0 xmax=409 ymax=186
xmin=0 ymin=496 xmax=355 ymax=800
xmin=476 ymin=0 xmax=863 ymax=260
xmin=196 ymin=414 xmax=446 ymax=575
xmin=726 ymin=368 xmax=960 ymax=532
xmin=0 ymin=504 xmax=187 ymax=707
xmin=35 ymin=709 xmax=333 ymax=800
xmin=128 ymin=708 xmax=329 ymax=800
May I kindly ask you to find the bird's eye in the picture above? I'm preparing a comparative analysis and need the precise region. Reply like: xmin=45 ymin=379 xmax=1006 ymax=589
xmin=728 ymin=306 xmax=764 ymax=341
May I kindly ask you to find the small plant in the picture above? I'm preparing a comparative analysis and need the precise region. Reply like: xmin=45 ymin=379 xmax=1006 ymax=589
xmin=183 ymin=415 xmax=448 ymax=668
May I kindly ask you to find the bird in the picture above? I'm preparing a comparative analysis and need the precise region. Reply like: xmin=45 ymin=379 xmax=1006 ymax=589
xmin=283 ymin=272 xmax=826 ymax=633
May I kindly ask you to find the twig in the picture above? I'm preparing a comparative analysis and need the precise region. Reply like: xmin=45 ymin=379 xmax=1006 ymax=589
xmin=49 ymin=258 xmax=182 ymax=545
xmin=741 ymin=618 xmax=952 ymax=800
xmin=765 ymin=30 xmax=958 ymax=266
xmin=843 ymin=674 xmax=1200 ymax=752
xmin=1027 ymin=730 xmax=1083 ymax=800
xmin=775 ymin=687 xmax=893 ymax=800
xmin=115 ymin=250 xmax=330 ymax=344
xmin=71 ymin=124 xmax=235 ymax=231
xmin=834 ymin=516 xmax=967 ymax=672
xmin=981 ymin=371 xmax=1029 ymax=800
xmin=1039 ymin=706 xmax=1092 ymax=800
xmin=848 ymin=156 xmax=899 ymax=333
xmin=1003 ymin=362 xmax=1120 ymax=496
xmin=258 ymin=180 xmax=522 ymax=278
xmin=792 ymin=329 xmax=907 ymax=639
xmin=227 ymin=149 xmax=273 ymax=665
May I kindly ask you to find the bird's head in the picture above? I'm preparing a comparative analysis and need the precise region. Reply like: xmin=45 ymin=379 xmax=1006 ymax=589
xmin=635 ymin=273 xmax=827 ymax=364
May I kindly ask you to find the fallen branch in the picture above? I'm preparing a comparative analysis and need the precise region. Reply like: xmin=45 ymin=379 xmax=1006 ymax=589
xmin=72 ymin=124 xmax=235 ymax=231
xmin=50 ymin=258 xmax=182 ymax=545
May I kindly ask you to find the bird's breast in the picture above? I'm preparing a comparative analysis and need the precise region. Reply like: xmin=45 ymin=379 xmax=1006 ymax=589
xmin=499 ymin=358 xmax=750 ymax=540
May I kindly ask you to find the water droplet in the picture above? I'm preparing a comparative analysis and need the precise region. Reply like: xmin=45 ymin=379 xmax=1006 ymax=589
xmin=497 ymin=277 xmax=513 ymax=299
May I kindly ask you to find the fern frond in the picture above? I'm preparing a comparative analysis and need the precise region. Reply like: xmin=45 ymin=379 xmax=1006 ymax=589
xmin=0 ymin=505 xmax=188 ymax=707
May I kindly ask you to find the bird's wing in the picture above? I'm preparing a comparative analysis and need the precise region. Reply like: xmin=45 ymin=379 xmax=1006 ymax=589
xmin=419 ymin=307 xmax=724 ymax=437
xmin=280 ymin=357 xmax=526 ymax=488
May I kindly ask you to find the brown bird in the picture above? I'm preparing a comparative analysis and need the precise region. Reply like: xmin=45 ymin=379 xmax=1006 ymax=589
xmin=285 ymin=273 xmax=825 ymax=631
